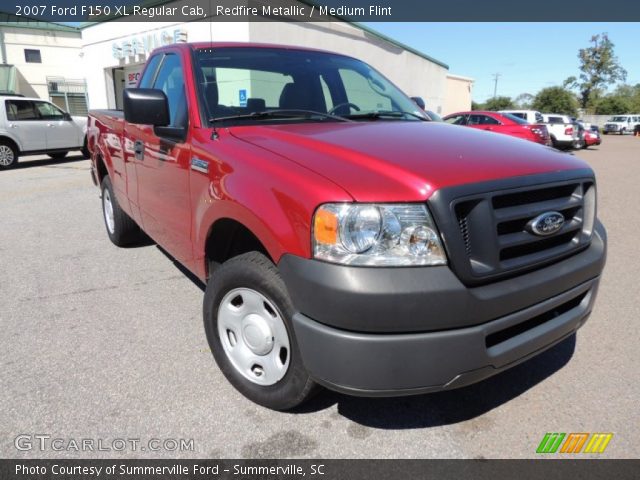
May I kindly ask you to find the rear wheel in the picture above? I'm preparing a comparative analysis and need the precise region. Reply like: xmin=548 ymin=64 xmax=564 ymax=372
xmin=0 ymin=140 xmax=18 ymax=169
xmin=100 ymin=176 xmax=142 ymax=246
xmin=48 ymin=151 xmax=68 ymax=160
xmin=203 ymin=252 xmax=318 ymax=410
xmin=81 ymin=137 xmax=90 ymax=158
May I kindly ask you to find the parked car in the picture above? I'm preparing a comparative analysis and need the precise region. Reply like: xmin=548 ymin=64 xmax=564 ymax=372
xmin=584 ymin=130 xmax=601 ymax=147
xmin=443 ymin=111 xmax=551 ymax=145
xmin=578 ymin=122 xmax=601 ymax=148
xmin=541 ymin=113 xmax=579 ymax=149
xmin=498 ymin=109 xmax=544 ymax=124
xmin=88 ymin=43 xmax=606 ymax=410
xmin=603 ymin=114 xmax=640 ymax=135
xmin=0 ymin=96 xmax=88 ymax=169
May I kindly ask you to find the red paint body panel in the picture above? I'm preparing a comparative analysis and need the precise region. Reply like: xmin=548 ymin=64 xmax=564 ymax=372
xmin=87 ymin=43 xmax=593 ymax=281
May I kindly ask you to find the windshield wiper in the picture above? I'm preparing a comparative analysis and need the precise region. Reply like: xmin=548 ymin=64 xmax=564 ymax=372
xmin=345 ymin=110 xmax=429 ymax=121
xmin=209 ymin=109 xmax=352 ymax=124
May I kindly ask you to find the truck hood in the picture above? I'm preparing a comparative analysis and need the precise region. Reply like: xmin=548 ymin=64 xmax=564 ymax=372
xmin=230 ymin=121 xmax=590 ymax=202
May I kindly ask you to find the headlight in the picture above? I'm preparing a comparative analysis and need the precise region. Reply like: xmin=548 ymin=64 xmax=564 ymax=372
xmin=313 ymin=203 xmax=447 ymax=266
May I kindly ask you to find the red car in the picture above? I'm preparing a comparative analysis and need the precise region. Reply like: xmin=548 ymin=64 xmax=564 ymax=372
xmin=583 ymin=129 xmax=602 ymax=147
xmin=444 ymin=111 xmax=551 ymax=145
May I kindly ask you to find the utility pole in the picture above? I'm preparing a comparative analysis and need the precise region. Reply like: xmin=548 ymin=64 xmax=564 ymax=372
xmin=492 ymin=73 xmax=501 ymax=98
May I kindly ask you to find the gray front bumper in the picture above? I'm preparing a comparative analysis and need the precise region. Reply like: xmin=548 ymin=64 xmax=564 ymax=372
xmin=292 ymin=277 xmax=598 ymax=395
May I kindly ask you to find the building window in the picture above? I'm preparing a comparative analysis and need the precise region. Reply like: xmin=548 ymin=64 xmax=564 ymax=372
xmin=24 ymin=49 xmax=42 ymax=63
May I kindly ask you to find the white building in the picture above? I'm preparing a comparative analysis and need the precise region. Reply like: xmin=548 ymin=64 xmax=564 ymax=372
xmin=2 ymin=5 xmax=473 ymax=115
xmin=444 ymin=74 xmax=475 ymax=116
xmin=0 ymin=15 xmax=88 ymax=114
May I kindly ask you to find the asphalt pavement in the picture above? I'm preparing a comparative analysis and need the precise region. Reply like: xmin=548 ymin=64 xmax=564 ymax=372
xmin=1 ymin=137 xmax=638 ymax=459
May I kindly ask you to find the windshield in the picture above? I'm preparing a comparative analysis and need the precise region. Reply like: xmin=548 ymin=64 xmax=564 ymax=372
xmin=194 ymin=47 xmax=428 ymax=124
xmin=610 ymin=116 xmax=628 ymax=122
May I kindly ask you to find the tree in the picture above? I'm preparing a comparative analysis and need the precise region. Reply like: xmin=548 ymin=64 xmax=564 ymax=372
xmin=471 ymin=101 xmax=483 ymax=111
xmin=514 ymin=93 xmax=534 ymax=109
xmin=532 ymin=87 xmax=579 ymax=116
xmin=564 ymin=33 xmax=627 ymax=109
xmin=483 ymin=96 xmax=513 ymax=111
xmin=594 ymin=96 xmax=632 ymax=115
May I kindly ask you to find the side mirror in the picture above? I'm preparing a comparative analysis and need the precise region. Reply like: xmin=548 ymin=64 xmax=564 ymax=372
xmin=63 ymin=112 xmax=72 ymax=121
xmin=410 ymin=96 xmax=426 ymax=110
xmin=123 ymin=88 xmax=170 ymax=126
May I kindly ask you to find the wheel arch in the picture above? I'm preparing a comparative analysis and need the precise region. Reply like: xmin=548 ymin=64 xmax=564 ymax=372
xmin=0 ymin=134 xmax=21 ymax=154
xmin=203 ymin=217 xmax=275 ymax=279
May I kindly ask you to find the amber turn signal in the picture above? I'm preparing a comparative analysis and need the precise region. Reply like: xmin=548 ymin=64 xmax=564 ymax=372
xmin=313 ymin=207 xmax=339 ymax=245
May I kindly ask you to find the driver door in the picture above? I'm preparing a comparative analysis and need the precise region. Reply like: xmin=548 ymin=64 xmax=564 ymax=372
xmin=33 ymin=101 xmax=82 ymax=150
xmin=129 ymin=51 xmax=193 ymax=265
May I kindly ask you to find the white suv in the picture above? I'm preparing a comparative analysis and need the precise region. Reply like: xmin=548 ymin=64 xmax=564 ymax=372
xmin=0 ymin=96 xmax=88 ymax=169
xmin=603 ymin=115 xmax=640 ymax=135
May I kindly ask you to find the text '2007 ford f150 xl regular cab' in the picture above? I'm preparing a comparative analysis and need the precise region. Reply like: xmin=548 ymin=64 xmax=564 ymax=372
xmin=87 ymin=43 xmax=606 ymax=410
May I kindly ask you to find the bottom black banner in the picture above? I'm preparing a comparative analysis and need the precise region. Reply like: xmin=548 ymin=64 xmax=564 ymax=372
xmin=1 ymin=459 xmax=638 ymax=480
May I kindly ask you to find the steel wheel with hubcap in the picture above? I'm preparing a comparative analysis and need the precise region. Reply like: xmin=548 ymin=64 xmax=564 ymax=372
xmin=100 ymin=176 xmax=142 ymax=246
xmin=218 ymin=288 xmax=290 ymax=386
xmin=203 ymin=252 xmax=318 ymax=410
xmin=102 ymin=187 xmax=116 ymax=235
xmin=0 ymin=143 xmax=17 ymax=169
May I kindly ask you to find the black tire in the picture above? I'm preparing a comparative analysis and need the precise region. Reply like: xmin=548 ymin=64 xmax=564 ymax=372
xmin=619 ymin=128 xmax=625 ymax=136
xmin=603 ymin=131 xmax=608 ymax=135
xmin=48 ymin=151 xmax=68 ymax=160
xmin=0 ymin=139 xmax=18 ymax=169
xmin=100 ymin=176 xmax=141 ymax=246
xmin=203 ymin=252 xmax=318 ymax=410
xmin=81 ymin=137 xmax=90 ymax=158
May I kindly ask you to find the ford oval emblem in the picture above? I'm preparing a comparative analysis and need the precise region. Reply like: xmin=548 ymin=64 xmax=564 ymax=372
xmin=528 ymin=211 xmax=565 ymax=236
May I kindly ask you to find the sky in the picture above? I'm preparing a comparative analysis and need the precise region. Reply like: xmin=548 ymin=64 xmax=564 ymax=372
xmin=62 ymin=21 xmax=637 ymax=104
xmin=363 ymin=23 xmax=639 ymax=103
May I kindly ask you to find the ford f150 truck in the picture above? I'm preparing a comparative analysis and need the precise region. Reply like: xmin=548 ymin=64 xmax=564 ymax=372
xmin=87 ymin=43 xmax=606 ymax=410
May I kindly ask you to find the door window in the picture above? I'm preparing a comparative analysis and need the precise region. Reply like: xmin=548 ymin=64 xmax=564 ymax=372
xmin=5 ymin=100 xmax=39 ymax=121
xmin=152 ymin=54 xmax=187 ymax=127
xmin=34 ymin=101 xmax=65 ymax=120
xmin=478 ymin=115 xmax=500 ymax=125
xmin=138 ymin=55 xmax=162 ymax=88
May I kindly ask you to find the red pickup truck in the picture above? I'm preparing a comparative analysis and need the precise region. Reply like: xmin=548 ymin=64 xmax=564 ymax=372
xmin=87 ymin=43 xmax=606 ymax=410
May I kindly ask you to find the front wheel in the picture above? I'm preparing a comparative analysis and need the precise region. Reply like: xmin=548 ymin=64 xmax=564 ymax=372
xmin=0 ymin=141 xmax=18 ymax=169
xmin=203 ymin=252 xmax=318 ymax=410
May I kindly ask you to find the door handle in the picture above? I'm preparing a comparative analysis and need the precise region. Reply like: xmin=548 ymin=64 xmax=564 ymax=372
xmin=47 ymin=124 xmax=55 ymax=128
xmin=9 ymin=124 xmax=17 ymax=128
xmin=133 ymin=140 xmax=145 ymax=161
